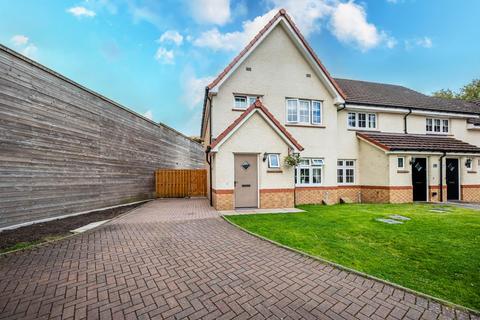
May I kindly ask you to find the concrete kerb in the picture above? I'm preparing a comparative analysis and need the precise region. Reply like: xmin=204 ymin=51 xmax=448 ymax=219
xmin=0 ymin=200 xmax=152 ymax=257
xmin=222 ymin=215 xmax=480 ymax=316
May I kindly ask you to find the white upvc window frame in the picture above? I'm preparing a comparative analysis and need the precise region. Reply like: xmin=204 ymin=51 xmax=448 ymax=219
xmin=347 ymin=112 xmax=377 ymax=130
xmin=285 ymin=98 xmax=323 ymax=125
xmin=337 ymin=159 xmax=355 ymax=185
xmin=233 ymin=95 xmax=258 ymax=109
xmin=267 ymin=154 xmax=280 ymax=169
xmin=295 ymin=158 xmax=324 ymax=186
xmin=426 ymin=117 xmax=449 ymax=134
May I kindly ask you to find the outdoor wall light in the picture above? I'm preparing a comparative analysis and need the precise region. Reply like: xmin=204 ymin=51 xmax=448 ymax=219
xmin=465 ymin=158 xmax=472 ymax=168
xmin=409 ymin=157 xmax=416 ymax=165
xmin=263 ymin=152 xmax=268 ymax=162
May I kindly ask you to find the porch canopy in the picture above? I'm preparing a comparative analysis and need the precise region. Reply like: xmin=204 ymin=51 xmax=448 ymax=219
xmin=357 ymin=131 xmax=480 ymax=154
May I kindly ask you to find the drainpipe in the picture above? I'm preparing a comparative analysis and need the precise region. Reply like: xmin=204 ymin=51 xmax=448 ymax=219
xmin=203 ymin=86 xmax=214 ymax=207
xmin=439 ymin=151 xmax=446 ymax=202
xmin=337 ymin=103 xmax=346 ymax=112
xmin=404 ymin=108 xmax=412 ymax=134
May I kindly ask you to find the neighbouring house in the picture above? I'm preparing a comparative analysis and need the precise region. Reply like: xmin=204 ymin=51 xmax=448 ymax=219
xmin=200 ymin=9 xmax=480 ymax=210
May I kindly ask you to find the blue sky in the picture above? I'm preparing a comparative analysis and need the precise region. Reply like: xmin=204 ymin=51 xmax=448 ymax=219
xmin=1 ymin=0 xmax=479 ymax=136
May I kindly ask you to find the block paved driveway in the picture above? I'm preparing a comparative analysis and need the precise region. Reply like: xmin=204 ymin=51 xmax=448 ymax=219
xmin=0 ymin=199 xmax=476 ymax=320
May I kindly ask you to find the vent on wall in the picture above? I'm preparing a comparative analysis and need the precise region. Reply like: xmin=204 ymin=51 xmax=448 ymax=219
xmin=306 ymin=73 xmax=311 ymax=78
xmin=246 ymin=67 xmax=252 ymax=71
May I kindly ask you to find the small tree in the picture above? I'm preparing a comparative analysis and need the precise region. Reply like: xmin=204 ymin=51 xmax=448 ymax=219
xmin=433 ymin=79 xmax=480 ymax=101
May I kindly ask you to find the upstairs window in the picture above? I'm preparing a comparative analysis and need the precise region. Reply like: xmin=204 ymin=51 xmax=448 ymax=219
xmin=426 ymin=118 xmax=449 ymax=133
xmin=347 ymin=112 xmax=376 ymax=129
xmin=295 ymin=158 xmax=323 ymax=185
xmin=234 ymin=95 xmax=258 ymax=109
xmin=286 ymin=99 xmax=323 ymax=125
xmin=337 ymin=160 xmax=355 ymax=184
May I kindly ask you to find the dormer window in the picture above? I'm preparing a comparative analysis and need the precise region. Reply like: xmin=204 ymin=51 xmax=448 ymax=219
xmin=234 ymin=95 xmax=258 ymax=109
xmin=426 ymin=118 xmax=449 ymax=133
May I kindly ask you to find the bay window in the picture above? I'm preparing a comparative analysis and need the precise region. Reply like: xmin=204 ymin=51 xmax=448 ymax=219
xmin=286 ymin=98 xmax=323 ymax=125
xmin=347 ymin=112 xmax=376 ymax=129
xmin=295 ymin=158 xmax=324 ymax=185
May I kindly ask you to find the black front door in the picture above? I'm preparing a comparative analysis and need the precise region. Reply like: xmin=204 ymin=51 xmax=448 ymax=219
xmin=412 ymin=158 xmax=427 ymax=201
xmin=446 ymin=158 xmax=459 ymax=200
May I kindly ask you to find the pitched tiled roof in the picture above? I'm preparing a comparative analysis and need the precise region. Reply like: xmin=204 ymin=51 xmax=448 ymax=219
xmin=335 ymin=78 xmax=480 ymax=115
xmin=207 ymin=9 xmax=344 ymax=96
xmin=210 ymin=99 xmax=303 ymax=151
xmin=201 ymin=8 xmax=344 ymax=137
xmin=357 ymin=131 xmax=480 ymax=153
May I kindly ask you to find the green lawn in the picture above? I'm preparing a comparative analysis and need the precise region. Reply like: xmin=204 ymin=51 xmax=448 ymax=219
xmin=226 ymin=203 xmax=480 ymax=310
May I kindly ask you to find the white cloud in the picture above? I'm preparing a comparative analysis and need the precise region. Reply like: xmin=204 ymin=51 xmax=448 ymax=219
xmin=404 ymin=36 xmax=433 ymax=50
xmin=181 ymin=68 xmax=214 ymax=110
xmin=159 ymin=30 xmax=183 ymax=46
xmin=67 ymin=6 xmax=96 ymax=18
xmin=10 ymin=34 xmax=38 ymax=59
xmin=154 ymin=47 xmax=175 ymax=64
xmin=267 ymin=0 xmax=334 ymax=36
xmin=189 ymin=0 xmax=231 ymax=25
xmin=417 ymin=36 xmax=433 ymax=48
xmin=193 ymin=9 xmax=277 ymax=51
xmin=330 ymin=2 xmax=388 ymax=51
xmin=142 ymin=110 xmax=153 ymax=120
xmin=22 ymin=44 xmax=38 ymax=59
xmin=11 ymin=35 xmax=29 ymax=46
xmin=194 ymin=0 xmax=394 ymax=52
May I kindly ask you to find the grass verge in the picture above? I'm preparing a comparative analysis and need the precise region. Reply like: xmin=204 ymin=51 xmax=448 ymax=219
xmin=226 ymin=203 xmax=480 ymax=310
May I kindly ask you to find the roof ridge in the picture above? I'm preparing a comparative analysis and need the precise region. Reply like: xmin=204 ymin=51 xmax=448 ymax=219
xmin=210 ymin=98 xmax=303 ymax=151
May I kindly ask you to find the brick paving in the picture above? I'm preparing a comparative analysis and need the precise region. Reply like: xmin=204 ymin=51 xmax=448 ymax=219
xmin=0 ymin=198 xmax=477 ymax=320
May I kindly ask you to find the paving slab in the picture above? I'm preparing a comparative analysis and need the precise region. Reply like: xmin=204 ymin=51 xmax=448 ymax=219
xmin=0 ymin=198 xmax=476 ymax=319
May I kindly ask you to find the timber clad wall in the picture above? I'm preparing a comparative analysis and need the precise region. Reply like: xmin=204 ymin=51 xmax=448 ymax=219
xmin=0 ymin=46 xmax=204 ymax=228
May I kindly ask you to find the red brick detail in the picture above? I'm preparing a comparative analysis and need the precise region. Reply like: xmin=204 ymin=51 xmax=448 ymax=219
xmin=212 ymin=189 xmax=234 ymax=194
xmin=429 ymin=185 xmax=447 ymax=202
xmin=461 ymin=185 xmax=480 ymax=202
xmin=260 ymin=189 xmax=294 ymax=208
xmin=210 ymin=99 xmax=304 ymax=151
xmin=260 ymin=188 xmax=295 ymax=193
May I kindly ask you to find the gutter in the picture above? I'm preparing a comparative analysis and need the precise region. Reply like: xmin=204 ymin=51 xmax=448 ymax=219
xmin=336 ymin=103 xmax=346 ymax=112
xmin=403 ymin=108 xmax=412 ymax=134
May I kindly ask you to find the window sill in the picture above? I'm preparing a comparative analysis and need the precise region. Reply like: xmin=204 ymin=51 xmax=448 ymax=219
xmin=232 ymin=108 xmax=247 ymax=112
xmin=347 ymin=128 xmax=379 ymax=132
xmin=397 ymin=170 xmax=409 ymax=173
xmin=267 ymin=169 xmax=283 ymax=173
xmin=285 ymin=123 xmax=325 ymax=128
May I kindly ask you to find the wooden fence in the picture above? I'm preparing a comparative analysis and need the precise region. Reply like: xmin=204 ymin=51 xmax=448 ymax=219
xmin=155 ymin=169 xmax=207 ymax=198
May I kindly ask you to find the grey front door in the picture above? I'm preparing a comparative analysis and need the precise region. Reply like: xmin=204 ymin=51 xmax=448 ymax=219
xmin=234 ymin=154 xmax=258 ymax=208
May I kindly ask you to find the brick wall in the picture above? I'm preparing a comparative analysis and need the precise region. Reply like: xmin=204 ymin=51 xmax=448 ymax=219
xmin=389 ymin=187 xmax=413 ymax=203
xmin=429 ymin=186 xmax=447 ymax=202
xmin=212 ymin=189 xmax=234 ymax=210
xmin=260 ymin=189 xmax=294 ymax=208
xmin=360 ymin=187 xmax=390 ymax=203
xmin=337 ymin=186 xmax=361 ymax=203
xmin=295 ymin=187 xmax=338 ymax=205
xmin=461 ymin=185 xmax=480 ymax=202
